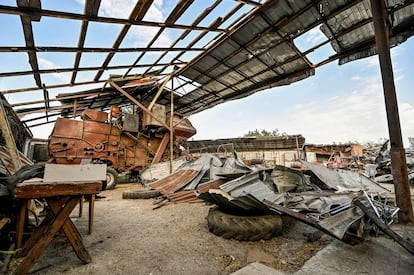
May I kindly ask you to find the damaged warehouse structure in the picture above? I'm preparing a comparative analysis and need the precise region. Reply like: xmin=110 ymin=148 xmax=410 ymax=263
xmin=0 ymin=0 xmax=414 ymax=273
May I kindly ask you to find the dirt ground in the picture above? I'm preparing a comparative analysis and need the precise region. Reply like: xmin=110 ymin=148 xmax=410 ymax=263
xmin=9 ymin=183 xmax=333 ymax=275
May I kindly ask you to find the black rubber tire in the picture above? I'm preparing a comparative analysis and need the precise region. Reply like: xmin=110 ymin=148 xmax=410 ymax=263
xmin=105 ymin=167 xmax=118 ymax=190
xmin=207 ymin=207 xmax=283 ymax=241
xmin=122 ymin=189 xmax=161 ymax=199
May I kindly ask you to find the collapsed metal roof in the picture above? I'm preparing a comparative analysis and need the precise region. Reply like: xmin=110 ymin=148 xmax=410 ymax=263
xmin=1 ymin=0 xmax=414 ymax=128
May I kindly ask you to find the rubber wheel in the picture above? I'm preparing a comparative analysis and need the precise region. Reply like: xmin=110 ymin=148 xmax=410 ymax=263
xmin=122 ymin=189 xmax=161 ymax=199
xmin=207 ymin=207 xmax=282 ymax=241
xmin=105 ymin=167 xmax=118 ymax=190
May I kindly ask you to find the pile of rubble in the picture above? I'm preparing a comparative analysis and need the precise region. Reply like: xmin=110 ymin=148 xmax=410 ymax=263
xmin=130 ymin=148 xmax=414 ymax=255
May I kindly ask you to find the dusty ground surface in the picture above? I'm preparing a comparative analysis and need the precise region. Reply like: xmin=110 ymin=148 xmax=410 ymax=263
xmin=8 ymin=183 xmax=333 ymax=275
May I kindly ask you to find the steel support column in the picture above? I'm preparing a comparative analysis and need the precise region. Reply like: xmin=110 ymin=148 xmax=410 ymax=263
xmin=370 ymin=0 xmax=413 ymax=223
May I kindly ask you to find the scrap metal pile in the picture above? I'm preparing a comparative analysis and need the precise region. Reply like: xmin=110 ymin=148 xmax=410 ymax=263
xmin=138 ymin=151 xmax=414 ymax=255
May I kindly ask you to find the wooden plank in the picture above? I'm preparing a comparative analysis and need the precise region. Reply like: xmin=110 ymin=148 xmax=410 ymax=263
xmin=13 ymin=197 xmax=81 ymax=275
xmin=14 ymin=181 xmax=102 ymax=199
xmin=16 ymin=199 xmax=28 ymax=249
xmin=152 ymin=133 xmax=170 ymax=164
xmin=0 ymin=217 xmax=10 ymax=230
xmin=18 ymin=211 xmax=54 ymax=257
xmin=48 ymin=198 xmax=92 ymax=263
xmin=88 ymin=195 xmax=95 ymax=234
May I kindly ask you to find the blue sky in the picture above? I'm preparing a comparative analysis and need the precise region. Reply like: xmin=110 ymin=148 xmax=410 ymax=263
xmin=0 ymin=0 xmax=413 ymax=146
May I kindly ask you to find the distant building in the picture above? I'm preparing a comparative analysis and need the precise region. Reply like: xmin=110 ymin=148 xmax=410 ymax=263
xmin=183 ymin=135 xmax=305 ymax=167
xmin=304 ymin=143 xmax=363 ymax=168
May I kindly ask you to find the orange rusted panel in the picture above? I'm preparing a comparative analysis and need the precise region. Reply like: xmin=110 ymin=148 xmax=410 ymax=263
xmin=52 ymin=118 xmax=83 ymax=139
xmin=81 ymin=109 xmax=108 ymax=122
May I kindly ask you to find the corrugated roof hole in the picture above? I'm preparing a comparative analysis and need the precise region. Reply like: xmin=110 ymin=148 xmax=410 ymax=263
xmin=171 ymin=76 xmax=201 ymax=97
xmin=293 ymin=24 xmax=335 ymax=64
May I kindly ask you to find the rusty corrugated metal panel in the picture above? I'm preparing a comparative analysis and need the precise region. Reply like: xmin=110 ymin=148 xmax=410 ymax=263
xmin=184 ymin=135 xmax=305 ymax=153
xmin=149 ymin=169 xmax=200 ymax=194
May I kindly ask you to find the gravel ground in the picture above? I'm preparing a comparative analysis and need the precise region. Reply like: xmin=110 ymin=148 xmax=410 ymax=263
xmin=9 ymin=183 xmax=333 ymax=275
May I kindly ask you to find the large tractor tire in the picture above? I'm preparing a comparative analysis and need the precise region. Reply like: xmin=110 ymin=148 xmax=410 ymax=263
xmin=104 ymin=167 xmax=118 ymax=190
xmin=207 ymin=207 xmax=282 ymax=241
xmin=122 ymin=189 xmax=161 ymax=199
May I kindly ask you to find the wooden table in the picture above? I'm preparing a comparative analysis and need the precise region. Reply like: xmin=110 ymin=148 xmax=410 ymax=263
xmin=13 ymin=180 xmax=102 ymax=275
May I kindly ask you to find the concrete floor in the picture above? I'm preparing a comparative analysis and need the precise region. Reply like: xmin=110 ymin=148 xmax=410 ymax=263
xmin=233 ymin=224 xmax=414 ymax=275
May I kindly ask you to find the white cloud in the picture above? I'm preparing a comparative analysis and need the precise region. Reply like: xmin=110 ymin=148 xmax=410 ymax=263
xmin=98 ymin=0 xmax=171 ymax=47
xmin=305 ymin=25 xmax=325 ymax=45
xmin=279 ymin=76 xmax=414 ymax=146
xmin=38 ymin=58 xmax=70 ymax=82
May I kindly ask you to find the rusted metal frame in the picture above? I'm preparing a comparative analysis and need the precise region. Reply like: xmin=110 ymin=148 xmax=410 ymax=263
xmin=177 ymin=48 xmax=312 ymax=111
xmin=166 ymin=0 xmax=195 ymax=24
xmin=0 ymin=5 xmax=226 ymax=32
xmin=176 ymin=3 xmax=374 ymax=110
xmin=178 ymin=63 xmax=315 ymax=115
xmin=159 ymin=16 xmax=225 ymax=78
xmin=0 ymin=61 xmax=184 ymax=78
xmin=369 ymin=0 xmax=413 ymax=223
xmin=109 ymin=81 xmax=171 ymax=131
xmin=174 ymin=1 xmax=278 ymax=76
xmin=0 ymin=96 xmax=22 ymax=170
xmin=94 ymin=1 xmax=153 ymax=81
xmin=16 ymin=1 xmax=41 ymax=87
xmin=18 ymin=104 xmax=76 ymax=117
xmin=71 ymin=0 xmax=101 ymax=84
xmin=236 ymin=0 xmax=262 ymax=7
xmin=1 ymin=80 xmax=106 ymax=95
xmin=124 ymin=0 xmax=197 ymax=77
xmin=93 ymin=0 xmax=153 ymax=81
xmin=310 ymin=0 xmax=345 ymax=54
xmin=171 ymin=3 xmax=254 ymax=91
xmin=145 ymin=18 xmax=226 ymax=77
xmin=258 ymin=11 xmax=312 ymax=68
xmin=137 ymin=0 xmax=225 ymax=78
xmin=176 ymin=0 xmax=362 ymax=85
xmin=142 ymin=1 xmax=223 ymax=76
xmin=0 ymin=46 xmax=205 ymax=53
xmin=10 ymin=90 xmax=107 ymax=107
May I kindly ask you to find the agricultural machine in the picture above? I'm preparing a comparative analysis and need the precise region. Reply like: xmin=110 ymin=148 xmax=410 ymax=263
xmin=48 ymin=105 xmax=196 ymax=189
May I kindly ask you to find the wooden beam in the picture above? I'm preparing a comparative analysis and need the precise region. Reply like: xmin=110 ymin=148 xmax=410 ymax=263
xmin=0 ymin=5 xmax=225 ymax=32
xmin=109 ymin=81 xmax=171 ymax=131
xmin=151 ymin=133 xmax=170 ymax=164
xmin=148 ymin=74 xmax=172 ymax=111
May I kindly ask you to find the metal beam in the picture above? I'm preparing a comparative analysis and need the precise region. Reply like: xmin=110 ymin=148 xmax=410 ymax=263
xmin=369 ymin=0 xmax=413 ymax=223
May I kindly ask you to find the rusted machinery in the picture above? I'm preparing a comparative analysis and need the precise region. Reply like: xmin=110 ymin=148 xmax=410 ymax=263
xmin=48 ymin=106 xmax=196 ymax=189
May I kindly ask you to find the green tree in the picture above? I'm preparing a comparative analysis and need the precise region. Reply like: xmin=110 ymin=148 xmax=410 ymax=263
xmin=244 ymin=129 xmax=280 ymax=137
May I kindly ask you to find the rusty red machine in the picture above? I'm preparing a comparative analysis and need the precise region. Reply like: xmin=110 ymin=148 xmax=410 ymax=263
xmin=48 ymin=105 xmax=196 ymax=189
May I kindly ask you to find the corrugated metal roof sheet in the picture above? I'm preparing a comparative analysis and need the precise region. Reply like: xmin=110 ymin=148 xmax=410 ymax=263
xmin=184 ymin=135 xmax=305 ymax=153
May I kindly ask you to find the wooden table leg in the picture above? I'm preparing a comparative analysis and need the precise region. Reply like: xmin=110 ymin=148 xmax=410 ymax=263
xmin=79 ymin=195 xmax=84 ymax=217
xmin=17 ymin=212 xmax=54 ymax=258
xmin=88 ymin=194 xmax=95 ymax=234
xmin=48 ymin=198 xmax=92 ymax=263
xmin=16 ymin=199 xmax=28 ymax=249
xmin=13 ymin=197 xmax=81 ymax=275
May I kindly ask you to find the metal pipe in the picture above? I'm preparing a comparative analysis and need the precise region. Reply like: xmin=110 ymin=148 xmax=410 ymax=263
xmin=369 ymin=0 xmax=413 ymax=223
